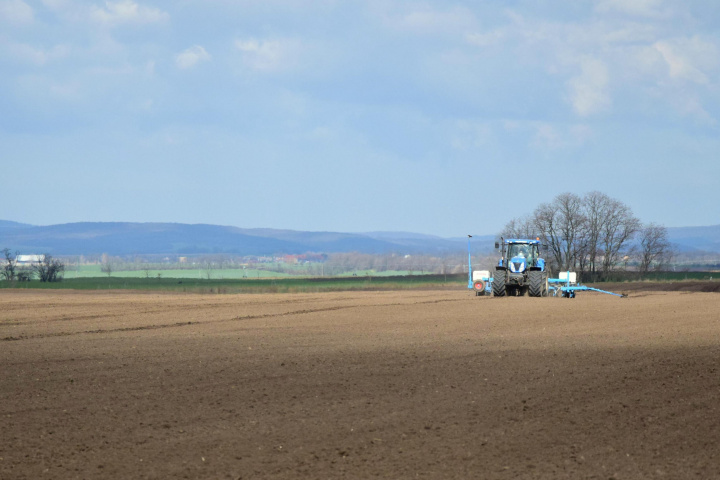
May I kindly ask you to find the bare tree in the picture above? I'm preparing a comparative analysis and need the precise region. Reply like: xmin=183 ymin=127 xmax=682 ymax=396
xmin=101 ymin=261 xmax=113 ymax=277
xmin=499 ymin=191 xmax=662 ymax=279
xmin=582 ymin=191 xmax=609 ymax=275
xmin=16 ymin=268 xmax=33 ymax=282
xmin=599 ymin=199 xmax=641 ymax=275
xmin=576 ymin=192 xmax=641 ymax=278
xmin=501 ymin=215 xmax=536 ymax=239
xmin=203 ymin=261 xmax=214 ymax=280
xmin=35 ymin=254 xmax=65 ymax=282
xmin=638 ymin=223 xmax=672 ymax=276
xmin=533 ymin=193 xmax=587 ymax=272
xmin=2 ymin=248 xmax=18 ymax=281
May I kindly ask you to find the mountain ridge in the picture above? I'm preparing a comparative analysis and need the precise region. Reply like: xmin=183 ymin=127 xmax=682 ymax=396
xmin=0 ymin=221 xmax=717 ymax=257
xmin=0 ymin=221 xmax=469 ymax=256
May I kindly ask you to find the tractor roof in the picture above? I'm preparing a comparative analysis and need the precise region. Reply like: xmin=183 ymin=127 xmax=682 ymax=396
xmin=505 ymin=239 xmax=540 ymax=245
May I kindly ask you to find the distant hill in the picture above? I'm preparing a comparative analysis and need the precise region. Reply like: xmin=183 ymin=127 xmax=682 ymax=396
xmin=1 ymin=221 xmax=716 ymax=257
xmin=365 ymin=232 xmax=496 ymax=253
xmin=667 ymin=225 xmax=720 ymax=253
xmin=0 ymin=221 xmax=471 ymax=256
xmin=0 ymin=220 xmax=32 ymax=230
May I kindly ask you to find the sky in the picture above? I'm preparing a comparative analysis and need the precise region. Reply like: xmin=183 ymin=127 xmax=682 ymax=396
xmin=1 ymin=0 xmax=719 ymax=237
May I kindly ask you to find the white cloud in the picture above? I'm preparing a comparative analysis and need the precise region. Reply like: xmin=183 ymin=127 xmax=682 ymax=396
xmin=601 ymin=23 xmax=658 ymax=45
xmin=461 ymin=7 xmax=718 ymax=123
xmin=567 ymin=58 xmax=611 ymax=116
xmin=465 ymin=30 xmax=504 ymax=48
xmin=595 ymin=0 xmax=668 ymax=18
xmin=653 ymin=37 xmax=718 ymax=84
xmin=398 ymin=7 xmax=476 ymax=34
xmin=175 ymin=45 xmax=210 ymax=70
xmin=90 ymin=0 xmax=168 ymax=25
xmin=40 ymin=0 xmax=68 ymax=8
xmin=372 ymin=3 xmax=478 ymax=36
xmin=235 ymin=38 xmax=300 ymax=72
xmin=532 ymin=123 xmax=562 ymax=150
xmin=450 ymin=120 xmax=492 ymax=150
xmin=0 ymin=0 xmax=34 ymax=24
xmin=669 ymin=93 xmax=715 ymax=124
xmin=531 ymin=123 xmax=593 ymax=151
xmin=2 ymin=42 xmax=70 ymax=65
xmin=15 ymin=73 xmax=82 ymax=102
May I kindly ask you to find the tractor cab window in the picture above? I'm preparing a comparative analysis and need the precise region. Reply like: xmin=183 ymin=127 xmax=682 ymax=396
xmin=508 ymin=244 xmax=537 ymax=265
xmin=508 ymin=244 xmax=527 ymax=260
xmin=526 ymin=246 xmax=537 ymax=265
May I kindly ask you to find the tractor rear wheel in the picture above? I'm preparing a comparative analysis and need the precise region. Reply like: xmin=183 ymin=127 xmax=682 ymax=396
xmin=529 ymin=270 xmax=543 ymax=297
xmin=492 ymin=269 xmax=506 ymax=297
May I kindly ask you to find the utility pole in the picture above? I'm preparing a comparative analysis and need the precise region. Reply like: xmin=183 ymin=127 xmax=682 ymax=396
xmin=467 ymin=235 xmax=473 ymax=289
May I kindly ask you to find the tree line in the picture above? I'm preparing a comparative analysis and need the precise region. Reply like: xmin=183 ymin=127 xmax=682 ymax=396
xmin=501 ymin=191 xmax=672 ymax=279
xmin=1 ymin=249 xmax=65 ymax=282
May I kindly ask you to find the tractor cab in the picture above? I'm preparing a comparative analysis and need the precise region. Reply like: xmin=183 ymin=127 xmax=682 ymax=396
xmin=493 ymin=238 xmax=548 ymax=297
xmin=503 ymin=241 xmax=544 ymax=272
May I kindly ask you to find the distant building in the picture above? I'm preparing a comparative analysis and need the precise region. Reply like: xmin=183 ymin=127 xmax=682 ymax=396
xmin=16 ymin=255 xmax=45 ymax=265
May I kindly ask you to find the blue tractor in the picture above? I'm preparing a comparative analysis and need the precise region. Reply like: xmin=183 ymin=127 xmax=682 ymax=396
xmin=493 ymin=238 xmax=550 ymax=297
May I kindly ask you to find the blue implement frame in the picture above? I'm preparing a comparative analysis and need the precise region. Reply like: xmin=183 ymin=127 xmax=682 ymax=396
xmin=548 ymin=273 xmax=626 ymax=298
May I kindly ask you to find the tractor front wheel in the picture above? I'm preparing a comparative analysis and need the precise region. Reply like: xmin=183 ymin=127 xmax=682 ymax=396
xmin=492 ymin=269 xmax=507 ymax=297
xmin=529 ymin=270 xmax=544 ymax=297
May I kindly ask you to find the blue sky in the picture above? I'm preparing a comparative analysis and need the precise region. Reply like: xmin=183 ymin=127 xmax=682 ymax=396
xmin=2 ymin=0 xmax=718 ymax=237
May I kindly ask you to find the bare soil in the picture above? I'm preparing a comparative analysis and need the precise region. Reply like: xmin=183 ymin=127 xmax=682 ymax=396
xmin=2 ymin=286 xmax=720 ymax=479
xmin=593 ymin=280 xmax=720 ymax=294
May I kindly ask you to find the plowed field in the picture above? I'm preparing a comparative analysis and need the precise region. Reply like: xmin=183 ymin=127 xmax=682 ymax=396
xmin=2 ymin=287 xmax=720 ymax=479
